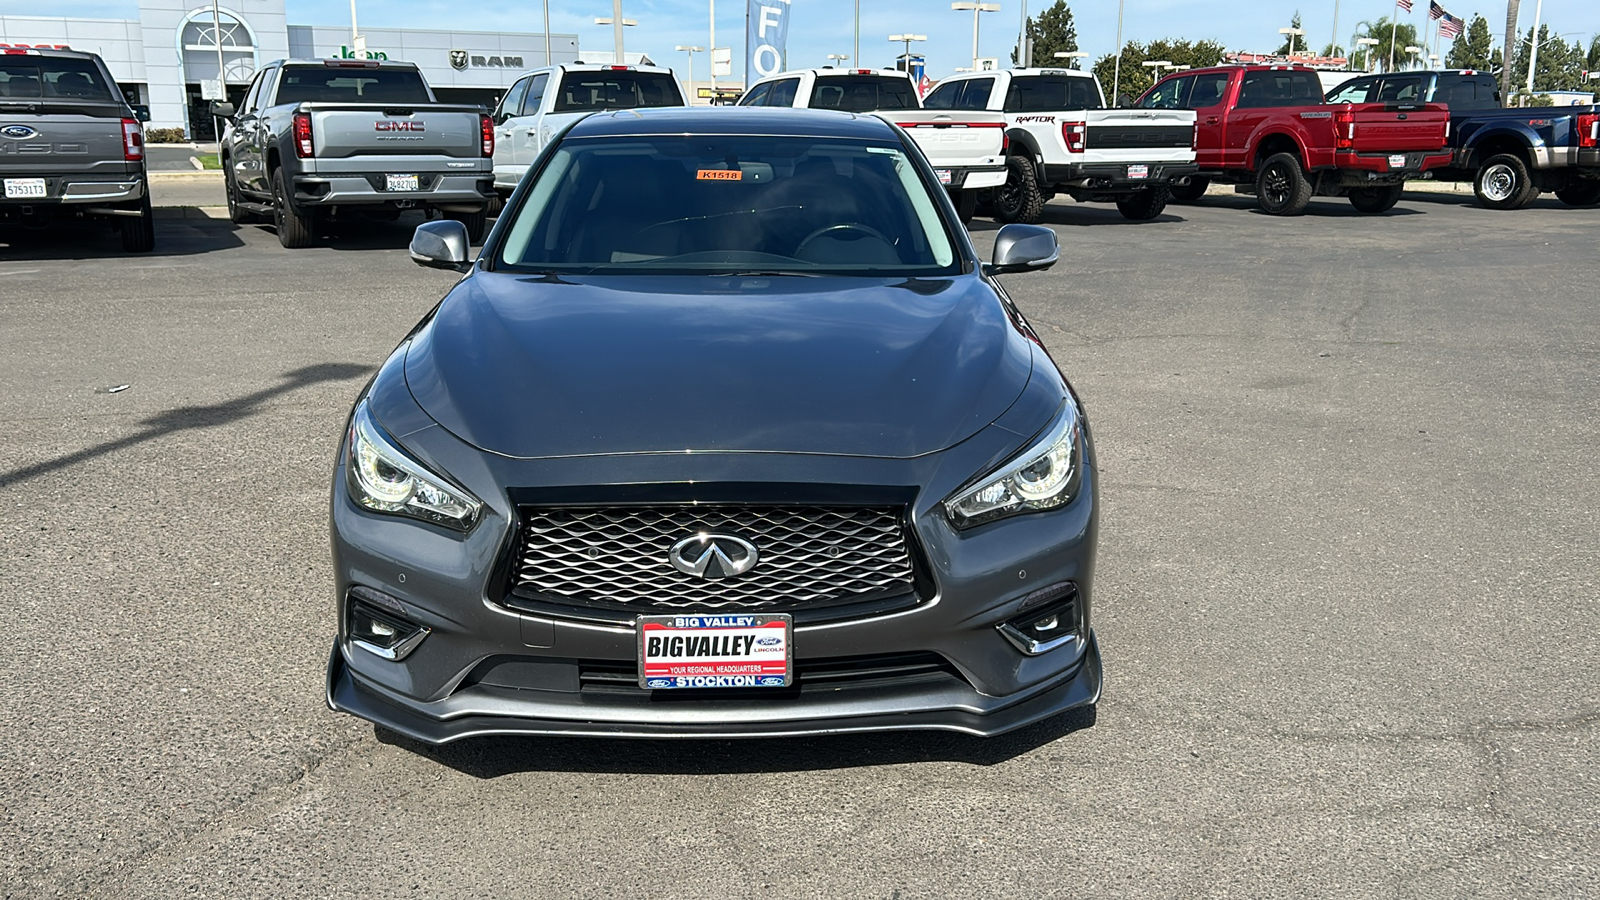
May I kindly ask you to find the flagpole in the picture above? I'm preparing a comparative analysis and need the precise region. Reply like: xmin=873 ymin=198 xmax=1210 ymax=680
xmin=1388 ymin=0 xmax=1399 ymax=71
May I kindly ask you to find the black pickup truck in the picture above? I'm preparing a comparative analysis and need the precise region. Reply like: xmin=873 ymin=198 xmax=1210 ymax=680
xmin=1326 ymin=70 xmax=1600 ymax=210
xmin=0 ymin=48 xmax=153 ymax=251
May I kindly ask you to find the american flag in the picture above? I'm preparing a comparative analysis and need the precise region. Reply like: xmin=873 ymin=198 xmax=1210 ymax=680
xmin=1428 ymin=1 xmax=1445 ymax=20
xmin=1438 ymin=13 xmax=1464 ymax=39
xmin=1396 ymin=0 xmax=1413 ymax=11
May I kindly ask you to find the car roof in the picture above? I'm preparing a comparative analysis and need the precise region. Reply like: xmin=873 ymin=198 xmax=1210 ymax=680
xmin=0 ymin=48 xmax=103 ymax=62
xmin=756 ymin=68 xmax=912 ymax=81
xmin=273 ymin=58 xmax=420 ymax=69
xmin=566 ymin=106 xmax=902 ymax=140
xmin=513 ymin=64 xmax=676 ymax=78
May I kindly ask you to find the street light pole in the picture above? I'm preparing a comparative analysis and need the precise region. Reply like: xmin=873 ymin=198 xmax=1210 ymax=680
xmin=952 ymin=3 xmax=1002 ymax=72
xmin=709 ymin=0 xmax=716 ymax=91
xmin=676 ymin=46 xmax=703 ymax=100
xmin=1112 ymin=0 xmax=1125 ymax=105
xmin=543 ymin=0 xmax=551 ymax=64
xmin=854 ymin=0 xmax=860 ymax=69
xmin=889 ymin=34 xmax=928 ymax=69
xmin=614 ymin=0 xmax=625 ymax=61
xmin=1525 ymin=0 xmax=1545 ymax=96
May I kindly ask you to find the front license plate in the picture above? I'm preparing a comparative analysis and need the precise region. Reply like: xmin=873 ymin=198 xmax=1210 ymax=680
xmin=386 ymin=174 xmax=420 ymax=192
xmin=638 ymin=613 xmax=792 ymax=689
xmin=1388 ymin=154 xmax=1407 ymax=170
xmin=936 ymin=169 xmax=953 ymax=185
xmin=4 ymin=178 xmax=47 ymax=199
xmin=1127 ymin=164 xmax=1149 ymax=179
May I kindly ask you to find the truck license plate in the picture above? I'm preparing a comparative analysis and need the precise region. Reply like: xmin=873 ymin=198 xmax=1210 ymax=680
xmin=936 ymin=169 xmax=953 ymax=185
xmin=386 ymin=174 xmax=420 ymax=192
xmin=638 ymin=613 xmax=792 ymax=689
xmin=1127 ymin=165 xmax=1149 ymax=179
xmin=1388 ymin=155 xmax=1407 ymax=170
xmin=4 ymin=178 xmax=47 ymax=199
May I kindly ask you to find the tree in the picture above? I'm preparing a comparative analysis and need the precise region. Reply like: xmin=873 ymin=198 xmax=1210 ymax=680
xmin=1502 ymin=0 xmax=1521 ymax=105
xmin=1275 ymin=12 xmax=1306 ymax=56
xmin=1013 ymin=0 xmax=1080 ymax=68
xmin=1091 ymin=38 xmax=1228 ymax=103
xmin=1509 ymin=25 xmax=1587 ymax=93
xmin=1589 ymin=36 xmax=1600 ymax=74
xmin=1349 ymin=17 xmax=1420 ymax=72
xmin=1445 ymin=15 xmax=1494 ymax=71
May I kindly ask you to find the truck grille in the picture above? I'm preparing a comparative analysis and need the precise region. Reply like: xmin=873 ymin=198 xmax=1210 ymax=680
xmin=1087 ymin=125 xmax=1194 ymax=149
xmin=513 ymin=505 xmax=918 ymax=612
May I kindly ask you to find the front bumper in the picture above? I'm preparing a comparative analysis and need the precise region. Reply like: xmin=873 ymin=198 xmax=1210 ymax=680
xmin=0 ymin=174 xmax=145 ymax=206
xmin=1043 ymin=161 xmax=1200 ymax=190
xmin=291 ymin=171 xmax=494 ymax=208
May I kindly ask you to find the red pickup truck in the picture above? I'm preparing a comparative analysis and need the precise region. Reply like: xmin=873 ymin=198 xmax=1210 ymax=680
xmin=1136 ymin=65 xmax=1453 ymax=215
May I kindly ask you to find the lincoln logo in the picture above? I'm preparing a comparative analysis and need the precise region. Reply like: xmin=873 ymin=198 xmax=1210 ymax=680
xmin=376 ymin=121 xmax=425 ymax=132
xmin=668 ymin=534 xmax=759 ymax=580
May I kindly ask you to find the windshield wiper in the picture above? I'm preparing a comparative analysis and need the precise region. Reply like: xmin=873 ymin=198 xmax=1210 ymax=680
xmin=715 ymin=270 xmax=821 ymax=278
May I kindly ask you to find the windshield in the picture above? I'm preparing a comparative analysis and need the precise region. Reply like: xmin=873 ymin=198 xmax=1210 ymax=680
xmin=553 ymin=72 xmax=683 ymax=112
xmin=809 ymin=76 xmax=918 ymax=111
xmin=496 ymin=134 xmax=959 ymax=276
xmin=276 ymin=66 xmax=432 ymax=104
xmin=0 ymin=57 xmax=114 ymax=101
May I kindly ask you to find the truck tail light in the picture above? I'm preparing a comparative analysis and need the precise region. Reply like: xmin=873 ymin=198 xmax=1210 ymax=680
xmin=480 ymin=113 xmax=494 ymax=157
xmin=1002 ymin=130 xmax=1010 ymax=153
xmin=293 ymin=112 xmax=314 ymax=158
xmin=1579 ymin=114 xmax=1599 ymax=149
xmin=1333 ymin=108 xmax=1355 ymax=151
xmin=1061 ymin=121 xmax=1086 ymax=154
xmin=1191 ymin=123 xmax=1198 ymax=151
xmin=120 ymin=118 xmax=144 ymax=161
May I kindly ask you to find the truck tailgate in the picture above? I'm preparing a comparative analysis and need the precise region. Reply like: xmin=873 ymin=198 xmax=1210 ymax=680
xmin=887 ymin=111 xmax=1007 ymax=169
xmin=306 ymin=104 xmax=485 ymax=161
xmin=1082 ymin=109 xmax=1196 ymax=162
xmin=1346 ymin=103 xmax=1449 ymax=152
xmin=0 ymin=104 xmax=131 ymax=177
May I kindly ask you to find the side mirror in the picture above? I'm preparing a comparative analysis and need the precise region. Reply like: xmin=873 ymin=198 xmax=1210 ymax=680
xmin=410 ymin=219 xmax=472 ymax=271
xmin=1116 ymin=93 xmax=1133 ymax=108
xmin=984 ymin=224 xmax=1058 ymax=276
xmin=209 ymin=101 xmax=235 ymax=118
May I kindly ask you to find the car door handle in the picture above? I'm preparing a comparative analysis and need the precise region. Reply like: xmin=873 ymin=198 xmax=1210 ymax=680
xmin=1205 ymin=116 xmax=1219 ymax=125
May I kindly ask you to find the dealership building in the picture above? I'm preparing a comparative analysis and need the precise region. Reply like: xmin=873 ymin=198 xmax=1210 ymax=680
xmin=0 ymin=0 xmax=580 ymax=139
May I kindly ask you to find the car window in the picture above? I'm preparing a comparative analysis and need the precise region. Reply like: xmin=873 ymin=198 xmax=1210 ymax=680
xmin=1003 ymin=76 xmax=1102 ymax=112
xmin=1140 ymin=76 xmax=1190 ymax=110
xmin=0 ymin=56 xmax=115 ymax=101
xmin=766 ymin=78 xmax=800 ymax=107
xmin=521 ymin=73 xmax=549 ymax=115
xmin=809 ymin=75 xmax=917 ymax=111
xmin=1325 ymin=78 xmax=1374 ymax=104
xmin=1436 ymin=74 xmax=1499 ymax=109
xmin=922 ymin=80 xmax=961 ymax=109
xmin=1186 ymin=73 xmax=1231 ymax=108
xmin=240 ymin=69 xmax=265 ymax=114
xmin=955 ymin=78 xmax=995 ymax=110
xmin=276 ymin=66 xmax=432 ymax=104
xmin=498 ymin=134 xmax=959 ymax=276
xmin=1376 ymin=76 xmax=1426 ymax=103
xmin=739 ymin=82 xmax=772 ymax=107
xmin=1236 ymin=71 xmax=1323 ymax=108
xmin=553 ymin=71 xmax=683 ymax=112
xmin=497 ymin=77 xmax=530 ymax=122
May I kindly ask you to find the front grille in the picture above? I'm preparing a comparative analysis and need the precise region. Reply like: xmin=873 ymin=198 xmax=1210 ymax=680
xmin=513 ymin=505 xmax=918 ymax=612
xmin=577 ymin=652 xmax=961 ymax=694
xmin=1087 ymin=125 xmax=1194 ymax=149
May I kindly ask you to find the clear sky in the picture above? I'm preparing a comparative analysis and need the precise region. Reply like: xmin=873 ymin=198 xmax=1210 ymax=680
xmin=6 ymin=1 xmax=1599 ymax=80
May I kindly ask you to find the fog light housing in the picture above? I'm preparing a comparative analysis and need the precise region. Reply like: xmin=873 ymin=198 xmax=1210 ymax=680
xmin=346 ymin=588 xmax=430 ymax=661
xmin=998 ymin=583 xmax=1082 ymax=656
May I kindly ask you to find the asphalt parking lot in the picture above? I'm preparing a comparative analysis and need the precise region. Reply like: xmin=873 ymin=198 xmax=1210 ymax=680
xmin=2 ymin=180 xmax=1596 ymax=898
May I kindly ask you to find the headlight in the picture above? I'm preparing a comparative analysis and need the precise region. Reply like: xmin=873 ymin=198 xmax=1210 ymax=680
xmin=346 ymin=402 xmax=482 ymax=532
xmin=943 ymin=401 xmax=1083 ymax=530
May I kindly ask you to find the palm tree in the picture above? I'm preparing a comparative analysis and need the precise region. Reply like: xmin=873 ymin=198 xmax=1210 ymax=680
xmin=1502 ymin=1 xmax=1521 ymax=102
xmin=1350 ymin=18 xmax=1419 ymax=72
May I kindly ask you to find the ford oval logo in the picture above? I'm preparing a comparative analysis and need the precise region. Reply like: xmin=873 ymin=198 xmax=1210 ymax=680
xmin=668 ymin=533 xmax=759 ymax=580
xmin=1 ymin=125 xmax=39 ymax=140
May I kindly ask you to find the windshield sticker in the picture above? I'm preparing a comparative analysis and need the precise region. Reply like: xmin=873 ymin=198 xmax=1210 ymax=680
xmin=697 ymin=169 xmax=743 ymax=181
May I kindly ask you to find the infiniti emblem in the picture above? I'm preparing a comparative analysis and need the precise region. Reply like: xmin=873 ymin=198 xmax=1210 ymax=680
xmin=668 ymin=533 xmax=759 ymax=580
xmin=1 ymin=125 xmax=39 ymax=140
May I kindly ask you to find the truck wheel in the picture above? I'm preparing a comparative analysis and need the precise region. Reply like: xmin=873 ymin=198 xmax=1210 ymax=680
xmin=1255 ymin=152 xmax=1313 ymax=216
xmin=994 ymin=156 xmax=1046 ymax=224
xmin=486 ymin=193 xmax=506 ymax=218
xmin=447 ymin=208 xmax=488 ymax=243
xmin=1554 ymin=181 xmax=1600 ymax=206
xmin=955 ymin=190 xmax=977 ymax=225
xmin=1347 ymin=185 xmax=1405 ymax=214
xmin=1115 ymin=186 xmax=1170 ymax=221
xmin=272 ymin=168 xmax=316 ymax=248
xmin=119 ymin=193 xmax=155 ymax=253
xmin=1473 ymin=154 xmax=1539 ymax=210
xmin=224 ymin=166 xmax=253 ymax=224
xmin=1169 ymin=177 xmax=1209 ymax=203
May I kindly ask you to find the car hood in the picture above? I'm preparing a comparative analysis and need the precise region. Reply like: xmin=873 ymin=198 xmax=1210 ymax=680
xmin=403 ymin=272 xmax=1035 ymax=460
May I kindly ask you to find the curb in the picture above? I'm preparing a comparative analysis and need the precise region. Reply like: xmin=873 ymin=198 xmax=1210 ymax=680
xmin=150 ymin=170 xmax=223 ymax=182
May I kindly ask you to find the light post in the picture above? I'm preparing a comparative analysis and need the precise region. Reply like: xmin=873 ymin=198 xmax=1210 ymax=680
xmin=676 ymin=45 xmax=703 ymax=100
xmin=1279 ymin=26 xmax=1305 ymax=56
xmin=827 ymin=53 xmax=850 ymax=67
xmin=543 ymin=0 xmax=551 ymax=64
xmin=1053 ymin=50 xmax=1087 ymax=70
xmin=1141 ymin=58 xmax=1170 ymax=94
xmin=596 ymin=1 xmax=635 ymax=62
xmin=1356 ymin=36 xmax=1379 ymax=72
xmin=854 ymin=0 xmax=860 ymax=69
xmin=1525 ymin=0 xmax=1544 ymax=97
xmin=889 ymin=34 xmax=927 ymax=70
xmin=951 ymin=2 xmax=1002 ymax=72
xmin=1112 ymin=0 xmax=1125 ymax=104
xmin=1427 ymin=53 xmax=1440 ymax=70
xmin=1405 ymin=45 xmax=1422 ymax=69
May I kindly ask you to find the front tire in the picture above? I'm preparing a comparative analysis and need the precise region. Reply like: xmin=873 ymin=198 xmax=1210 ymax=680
xmin=1347 ymin=184 xmax=1404 ymax=214
xmin=1169 ymin=176 xmax=1209 ymax=203
xmin=1554 ymin=181 xmax=1600 ymax=207
xmin=955 ymin=190 xmax=977 ymax=225
xmin=1473 ymin=154 xmax=1539 ymax=210
xmin=119 ymin=192 xmax=155 ymax=253
xmin=1255 ymin=152 xmax=1313 ymax=216
xmin=1115 ymin=186 xmax=1170 ymax=221
xmin=223 ymin=163 xmax=251 ymax=224
xmin=272 ymin=168 xmax=316 ymax=248
xmin=993 ymin=155 xmax=1046 ymax=224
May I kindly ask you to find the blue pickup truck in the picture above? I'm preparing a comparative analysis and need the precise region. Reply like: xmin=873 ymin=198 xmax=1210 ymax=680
xmin=1326 ymin=70 xmax=1599 ymax=210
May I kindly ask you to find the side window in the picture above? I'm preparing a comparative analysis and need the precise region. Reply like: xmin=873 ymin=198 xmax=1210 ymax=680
xmin=521 ymin=74 xmax=549 ymax=115
xmin=1237 ymin=72 xmax=1320 ymax=108
xmin=923 ymin=80 xmax=961 ymax=109
xmin=766 ymin=77 xmax=800 ymax=107
xmin=1140 ymin=76 xmax=1190 ymax=110
xmin=1186 ymin=73 xmax=1230 ymax=108
xmin=1325 ymin=78 xmax=1374 ymax=104
xmin=739 ymin=82 xmax=771 ymax=107
xmin=497 ymin=77 xmax=530 ymax=122
xmin=240 ymin=70 xmax=264 ymax=114
xmin=957 ymin=78 xmax=995 ymax=110
xmin=1376 ymin=76 xmax=1426 ymax=103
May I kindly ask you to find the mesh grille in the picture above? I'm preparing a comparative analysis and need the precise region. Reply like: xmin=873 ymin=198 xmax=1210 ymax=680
xmin=514 ymin=505 xmax=917 ymax=612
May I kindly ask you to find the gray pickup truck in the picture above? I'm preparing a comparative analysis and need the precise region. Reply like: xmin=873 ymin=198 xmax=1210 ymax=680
xmin=217 ymin=59 xmax=494 ymax=248
xmin=0 ymin=48 xmax=153 ymax=252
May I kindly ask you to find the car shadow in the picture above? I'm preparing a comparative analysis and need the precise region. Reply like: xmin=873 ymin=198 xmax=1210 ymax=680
xmin=966 ymin=205 xmax=1187 ymax=231
xmin=236 ymin=212 xmax=488 ymax=253
xmin=374 ymin=705 xmax=1097 ymax=777
xmin=1175 ymin=193 xmax=1428 ymax=217
xmin=0 ymin=208 xmax=246 ymax=259
xmin=1398 ymin=190 xmax=1596 ymax=212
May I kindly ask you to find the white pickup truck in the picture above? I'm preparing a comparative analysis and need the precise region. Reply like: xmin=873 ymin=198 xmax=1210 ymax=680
xmin=926 ymin=68 xmax=1198 ymax=222
xmin=490 ymin=63 xmax=686 ymax=196
xmin=739 ymin=68 xmax=1007 ymax=222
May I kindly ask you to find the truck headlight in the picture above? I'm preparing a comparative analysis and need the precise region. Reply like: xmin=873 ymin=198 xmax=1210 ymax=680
xmin=944 ymin=401 xmax=1082 ymax=530
xmin=347 ymin=402 xmax=482 ymax=532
